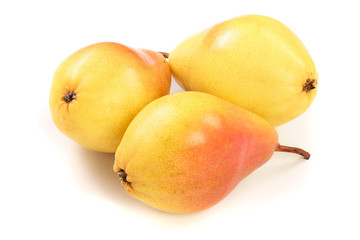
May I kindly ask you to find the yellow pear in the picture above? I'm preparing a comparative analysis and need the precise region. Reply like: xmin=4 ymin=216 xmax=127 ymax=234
xmin=168 ymin=15 xmax=318 ymax=126
xmin=49 ymin=42 xmax=171 ymax=153
xmin=114 ymin=91 xmax=309 ymax=213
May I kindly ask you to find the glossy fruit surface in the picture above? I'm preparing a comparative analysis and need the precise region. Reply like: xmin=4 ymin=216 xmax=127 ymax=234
xmin=169 ymin=15 xmax=318 ymax=126
xmin=114 ymin=91 xmax=278 ymax=213
xmin=49 ymin=42 xmax=171 ymax=152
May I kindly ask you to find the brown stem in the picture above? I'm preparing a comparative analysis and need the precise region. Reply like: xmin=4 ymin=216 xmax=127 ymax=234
xmin=275 ymin=144 xmax=310 ymax=160
xmin=159 ymin=52 xmax=169 ymax=59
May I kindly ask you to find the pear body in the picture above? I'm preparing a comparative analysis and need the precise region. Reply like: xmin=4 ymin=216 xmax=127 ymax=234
xmin=114 ymin=91 xmax=278 ymax=213
xmin=169 ymin=15 xmax=317 ymax=126
xmin=49 ymin=42 xmax=171 ymax=152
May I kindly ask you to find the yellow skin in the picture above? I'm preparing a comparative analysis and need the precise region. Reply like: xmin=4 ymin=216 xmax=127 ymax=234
xmin=49 ymin=42 xmax=171 ymax=153
xmin=169 ymin=15 xmax=318 ymax=126
xmin=113 ymin=92 xmax=278 ymax=213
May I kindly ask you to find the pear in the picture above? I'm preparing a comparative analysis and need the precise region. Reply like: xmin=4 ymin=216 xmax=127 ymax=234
xmin=167 ymin=15 xmax=318 ymax=126
xmin=49 ymin=42 xmax=171 ymax=153
xmin=113 ymin=91 xmax=309 ymax=213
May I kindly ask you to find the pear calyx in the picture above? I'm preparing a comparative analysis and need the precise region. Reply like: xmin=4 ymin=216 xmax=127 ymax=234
xmin=63 ymin=91 xmax=76 ymax=103
xmin=275 ymin=144 xmax=310 ymax=159
xmin=118 ymin=169 xmax=131 ymax=185
xmin=303 ymin=79 xmax=316 ymax=93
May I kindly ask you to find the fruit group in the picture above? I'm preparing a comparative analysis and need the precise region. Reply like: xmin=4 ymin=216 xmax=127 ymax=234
xmin=168 ymin=15 xmax=318 ymax=126
xmin=113 ymin=91 xmax=309 ymax=213
xmin=49 ymin=42 xmax=171 ymax=152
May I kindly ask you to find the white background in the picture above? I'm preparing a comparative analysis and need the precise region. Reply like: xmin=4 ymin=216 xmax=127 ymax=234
xmin=1 ymin=0 xmax=359 ymax=239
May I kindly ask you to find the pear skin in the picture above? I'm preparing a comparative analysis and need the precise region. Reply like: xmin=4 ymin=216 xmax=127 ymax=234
xmin=168 ymin=15 xmax=318 ymax=126
xmin=114 ymin=91 xmax=285 ymax=213
xmin=49 ymin=42 xmax=171 ymax=153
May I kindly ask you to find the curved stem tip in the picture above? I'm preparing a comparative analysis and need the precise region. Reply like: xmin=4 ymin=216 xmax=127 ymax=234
xmin=275 ymin=144 xmax=310 ymax=160
xmin=158 ymin=52 xmax=169 ymax=59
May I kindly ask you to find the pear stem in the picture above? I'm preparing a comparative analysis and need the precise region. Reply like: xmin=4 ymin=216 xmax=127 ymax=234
xmin=159 ymin=52 xmax=169 ymax=59
xmin=275 ymin=144 xmax=310 ymax=159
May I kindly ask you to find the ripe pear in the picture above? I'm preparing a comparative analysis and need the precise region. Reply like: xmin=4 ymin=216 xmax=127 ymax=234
xmin=49 ymin=42 xmax=171 ymax=153
xmin=168 ymin=15 xmax=318 ymax=126
xmin=113 ymin=91 xmax=309 ymax=213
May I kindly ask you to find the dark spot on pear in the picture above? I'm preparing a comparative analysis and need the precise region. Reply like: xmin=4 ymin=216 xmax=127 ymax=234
xmin=63 ymin=91 xmax=76 ymax=103
xmin=303 ymin=79 xmax=316 ymax=93
xmin=118 ymin=168 xmax=131 ymax=185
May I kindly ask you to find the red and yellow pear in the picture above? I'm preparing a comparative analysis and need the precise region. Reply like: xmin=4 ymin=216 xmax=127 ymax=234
xmin=113 ymin=91 xmax=309 ymax=213
xmin=49 ymin=42 xmax=171 ymax=153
